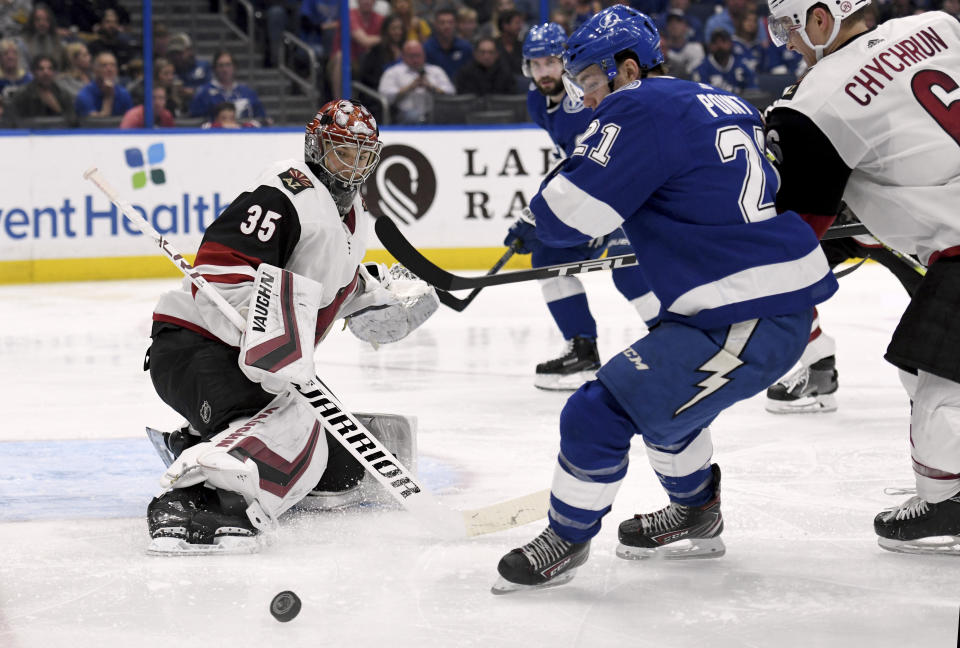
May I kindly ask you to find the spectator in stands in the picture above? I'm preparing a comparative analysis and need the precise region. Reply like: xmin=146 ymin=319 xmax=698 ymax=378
xmin=656 ymin=0 xmax=703 ymax=43
xmin=494 ymin=9 xmax=525 ymax=79
xmin=21 ymin=4 xmax=66 ymax=71
xmin=300 ymin=0 xmax=340 ymax=58
xmin=477 ymin=0 xmax=515 ymax=39
xmin=571 ymin=0 xmax=599 ymax=31
xmin=328 ymin=0 xmax=384 ymax=99
xmin=731 ymin=10 xmax=763 ymax=71
xmin=88 ymin=8 xmax=136 ymax=71
xmin=57 ymin=42 xmax=91 ymax=98
xmin=168 ymin=33 xmax=211 ymax=100
xmin=45 ymin=0 xmax=127 ymax=36
xmin=0 ymin=38 xmax=31 ymax=97
xmin=454 ymin=35 xmax=514 ymax=95
xmin=120 ymin=85 xmax=175 ymax=128
xmin=0 ymin=0 xmax=30 ymax=39
xmin=202 ymin=101 xmax=260 ymax=128
xmin=940 ymin=0 xmax=958 ymax=19
xmin=74 ymin=50 xmax=132 ymax=118
xmin=190 ymin=50 xmax=268 ymax=124
xmin=457 ymin=7 xmax=479 ymax=43
xmin=155 ymin=58 xmax=185 ymax=116
xmin=692 ymin=28 xmax=756 ymax=93
xmin=879 ymin=0 xmax=920 ymax=22
xmin=424 ymin=7 xmax=472 ymax=81
xmin=662 ymin=11 xmax=703 ymax=78
xmin=704 ymin=0 xmax=748 ymax=48
xmin=378 ymin=39 xmax=453 ymax=123
xmin=11 ymin=54 xmax=75 ymax=124
xmin=392 ymin=0 xmax=431 ymax=41
xmin=358 ymin=13 xmax=405 ymax=88
xmin=153 ymin=23 xmax=171 ymax=60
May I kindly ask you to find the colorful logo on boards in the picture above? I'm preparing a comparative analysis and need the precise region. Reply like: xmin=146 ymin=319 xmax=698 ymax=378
xmin=125 ymin=143 xmax=166 ymax=189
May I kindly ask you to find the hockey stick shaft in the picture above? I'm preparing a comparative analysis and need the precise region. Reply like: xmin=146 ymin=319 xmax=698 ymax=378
xmin=376 ymin=215 xmax=870 ymax=292
xmin=436 ymin=244 xmax=517 ymax=311
xmin=84 ymin=167 xmax=544 ymax=538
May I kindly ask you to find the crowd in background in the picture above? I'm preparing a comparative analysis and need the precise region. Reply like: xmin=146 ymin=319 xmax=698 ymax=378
xmin=0 ymin=0 xmax=958 ymax=128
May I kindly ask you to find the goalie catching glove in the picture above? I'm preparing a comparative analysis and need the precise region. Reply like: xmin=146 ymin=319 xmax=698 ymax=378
xmin=239 ymin=263 xmax=323 ymax=394
xmin=344 ymin=262 xmax=439 ymax=345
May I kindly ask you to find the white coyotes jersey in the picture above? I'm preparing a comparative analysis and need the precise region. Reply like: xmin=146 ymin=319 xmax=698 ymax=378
xmin=778 ymin=11 xmax=960 ymax=263
xmin=154 ymin=158 xmax=370 ymax=346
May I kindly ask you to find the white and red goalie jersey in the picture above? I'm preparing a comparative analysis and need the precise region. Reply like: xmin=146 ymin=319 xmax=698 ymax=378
xmin=153 ymin=159 xmax=368 ymax=347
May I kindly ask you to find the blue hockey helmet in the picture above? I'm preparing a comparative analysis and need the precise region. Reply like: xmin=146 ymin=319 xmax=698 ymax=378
xmin=562 ymin=6 xmax=663 ymax=81
xmin=522 ymin=22 xmax=567 ymax=78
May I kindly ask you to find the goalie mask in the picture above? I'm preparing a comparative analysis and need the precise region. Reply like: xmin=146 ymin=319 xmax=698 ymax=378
xmin=767 ymin=0 xmax=871 ymax=62
xmin=305 ymin=100 xmax=382 ymax=214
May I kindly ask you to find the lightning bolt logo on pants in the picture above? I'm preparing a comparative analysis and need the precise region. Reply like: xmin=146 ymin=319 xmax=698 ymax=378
xmin=675 ymin=319 xmax=759 ymax=416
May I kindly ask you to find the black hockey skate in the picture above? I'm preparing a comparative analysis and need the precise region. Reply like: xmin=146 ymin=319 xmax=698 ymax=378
xmin=534 ymin=336 xmax=601 ymax=391
xmin=765 ymin=355 xmax=838 ymax=414
xmin=874 ymin=492 xmax=960 ymax=555
xmin=491 ymin=526 xmax=590 ymax=594
xmin=617 ymin=464 xmax=725 ymax=560
xmin=147 ymin=486 xmax=260 ymax=556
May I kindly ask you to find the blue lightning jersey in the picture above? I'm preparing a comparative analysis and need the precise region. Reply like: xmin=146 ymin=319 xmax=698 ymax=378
xmin=527 ymin=86 xmax=592 ymax=157
xmin=529 ymin=77 xmax=838 ymax=330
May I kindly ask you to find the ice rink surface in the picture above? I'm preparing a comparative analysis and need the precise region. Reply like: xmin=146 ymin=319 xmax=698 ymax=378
xmin=1 ymin=263 xmax=957 ymax=647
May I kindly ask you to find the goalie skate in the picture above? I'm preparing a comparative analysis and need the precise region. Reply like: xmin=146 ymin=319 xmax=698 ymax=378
xmin=616 ymin=464 xmax=725 ymax=560
xmin=765 ymin=356 xmax=838 ymax=414
xmin=147 ymin=486 xmax=269 ymax=556
xmin=534 ymin=336 xmax=601 ymax=391
xmin=491 ymin=526 xmax=590 ymax=595
xmin=874 ymin=493 xmax=960 ymax=556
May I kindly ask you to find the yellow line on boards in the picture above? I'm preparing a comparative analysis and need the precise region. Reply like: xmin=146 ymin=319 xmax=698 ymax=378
xmin=0 ymin=248 xmax=534 ymax=284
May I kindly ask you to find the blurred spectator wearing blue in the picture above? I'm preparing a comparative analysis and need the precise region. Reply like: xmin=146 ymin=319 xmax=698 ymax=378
xmin=10 ymin=54 xmax=75 ymax=125
xmin=631 ymin=0 xmax=669 ymax=18
xmin=57 ymin=42 xmax=91 ymax=98
xmin=21 ymin=4 xmax=66 ymax=71
xmin=0 ymin=39 xmax=32 ymax=97
xmin=300 ymin=0 xmax=339 ymax=58
xmin=424 ymin=7 xmax=473 ymax=80
xmin=655 ymin=0 xmax=704 ymax=42
xmin=731 ymin=11 xmax=764 ymax=72
xmin=88 ymin=8 xmax=136 ymax=70
xmin=120 ymin=85 xmax=175 ymax=128
xmin=454 ymin=35 xmax=515 ymax=95
xmin=190 ymin=51 xmax=267 ymax=124
xmin=763 ymin=39 xmax=803 ymax=75
xmin=358 ymin=14 xmax=405 ymax=89
xmin=661 ymin=10 xmax=703 ymax=78
xmin=75 ymin=51 xmax=132 ymax=117
xmin=691 ymin=28 xmax=756 ymax=93
xmin=703 ymin=0 xmax=749 ymax=46
xmin=572 ymin=0 xmax=600 ymax=31
xmin=167 ymin=33 xmax=211 ymax=101
xmin=378 ymin=39 xmax=454 ymax=123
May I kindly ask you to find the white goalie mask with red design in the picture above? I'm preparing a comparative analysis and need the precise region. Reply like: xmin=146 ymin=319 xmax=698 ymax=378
xmin=305 ymin=100 xmax=382 ymax=188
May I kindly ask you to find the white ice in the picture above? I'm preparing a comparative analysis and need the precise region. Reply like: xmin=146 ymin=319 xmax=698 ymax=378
xmin=1 ymin=264 xmax=957 ymax=647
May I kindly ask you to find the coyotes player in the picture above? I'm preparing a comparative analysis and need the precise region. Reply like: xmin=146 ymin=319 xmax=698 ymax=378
xmin=145 ymin=99 xmax=438 ymax=554
xmin=765 ymin=0 xmax=960 ymax=553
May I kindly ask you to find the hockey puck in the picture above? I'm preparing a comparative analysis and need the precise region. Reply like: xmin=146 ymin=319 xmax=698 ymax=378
xmin=270 ymin=591 xmax=301 ymax=622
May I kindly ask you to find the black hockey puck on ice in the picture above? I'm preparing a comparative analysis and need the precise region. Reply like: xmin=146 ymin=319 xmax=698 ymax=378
xmin=270 ymin=591 xmax=301 ymax=622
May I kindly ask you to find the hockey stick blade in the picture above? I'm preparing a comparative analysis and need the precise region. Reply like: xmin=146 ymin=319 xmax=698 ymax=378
xmin=376 ymin=215 xmax=871 ymax=292
xmin=462 ymin=489 xmax=549 ymax=537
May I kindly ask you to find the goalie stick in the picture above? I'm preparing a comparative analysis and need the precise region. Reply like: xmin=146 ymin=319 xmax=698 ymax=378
xmin=83 ymin=167 xmax=546 ymax=539
xmin=436 ymin=243 xmax=518 ymax=312
xmin=375 ymin=215 xmax=871 ymax=292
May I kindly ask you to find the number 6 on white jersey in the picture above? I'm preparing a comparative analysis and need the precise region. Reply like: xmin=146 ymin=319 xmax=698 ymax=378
xmin=240 ymin=204 xmax=281 ymax=242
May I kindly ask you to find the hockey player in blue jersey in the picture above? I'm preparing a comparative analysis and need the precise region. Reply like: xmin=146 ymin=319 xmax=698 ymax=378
xmin=491 ymin=6 xmax=838 ymax=593
xmin=505 ymin=21 xmax=661 ymax=391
